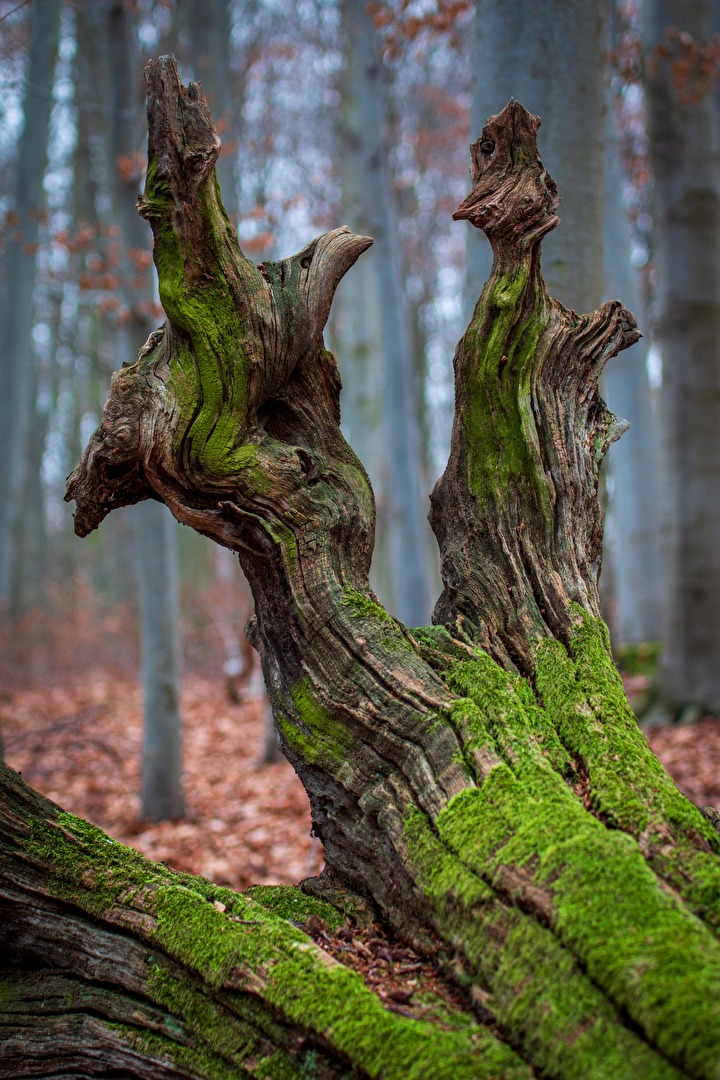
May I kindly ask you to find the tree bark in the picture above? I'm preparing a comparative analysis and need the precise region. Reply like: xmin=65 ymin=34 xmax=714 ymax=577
xmin=337 ymin=0 xmax=437 ymax=626
xmin=3 ymin=60 xmax=720 ymax=1078
xmin=643 ymin=0 xmax=720 ymax=717
xmin=99 ymin=0 xmax=186 ymax=818
xmin=0 ymin=0 xmax=62 ymax=609
xmin=466 ymin=0 xmax=607 ymax=316
xmin=601 ymin=83 xmax=662 ymax=647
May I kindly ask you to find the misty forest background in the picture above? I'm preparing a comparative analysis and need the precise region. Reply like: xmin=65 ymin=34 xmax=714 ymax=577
xmin=1 ymin=0 xmax=719 ymax=884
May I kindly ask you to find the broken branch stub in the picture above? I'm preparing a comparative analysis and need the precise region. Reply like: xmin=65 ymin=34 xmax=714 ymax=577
xmin=66 ymin=56 xmax=374 ymax=565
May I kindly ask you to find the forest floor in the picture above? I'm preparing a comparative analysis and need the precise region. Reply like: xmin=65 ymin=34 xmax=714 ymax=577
xmin=1 ymin=672 xmax=318 ymax=891
xmin=2 ymin=669 xmax=720 ymax=891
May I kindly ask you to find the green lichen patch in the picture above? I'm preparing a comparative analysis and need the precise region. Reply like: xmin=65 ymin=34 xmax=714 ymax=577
xmin=276 ymin=678 xmax=353 ymax=769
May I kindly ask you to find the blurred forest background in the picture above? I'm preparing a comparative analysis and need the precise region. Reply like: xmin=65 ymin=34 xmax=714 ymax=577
xmin=1 ymin=0 xmax=720 ymax=886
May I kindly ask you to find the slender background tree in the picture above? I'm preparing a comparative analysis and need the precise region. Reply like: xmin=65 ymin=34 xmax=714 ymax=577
xmin=643 ymin=0 xmax=720 ymax=718
xmin=0 ymin=0 xmax=61 ymax=612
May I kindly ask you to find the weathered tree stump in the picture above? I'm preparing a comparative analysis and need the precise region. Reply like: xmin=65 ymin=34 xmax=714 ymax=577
xmin=2 ymin=60 xmax=720 ymax=1079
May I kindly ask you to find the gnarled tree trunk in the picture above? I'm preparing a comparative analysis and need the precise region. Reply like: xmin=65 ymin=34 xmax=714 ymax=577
xmin=2 ymin=60 xmax=720 ymax=1079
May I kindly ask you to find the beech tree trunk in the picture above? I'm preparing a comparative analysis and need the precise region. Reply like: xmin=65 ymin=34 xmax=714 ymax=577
xmin=0 ymin=0 xmax=62 ymax=609
xmin=337 ymin=0 xmax=437 ymax=626
xmin=102 ymin=0 xmax=186 ymax=819
xmin=3 ymin=61 xmax=720 ymax=1079
xmin=466 ymin=0 xmax=607 ymax=316
xmin=643 ymin=0 xmax=720 ymax=717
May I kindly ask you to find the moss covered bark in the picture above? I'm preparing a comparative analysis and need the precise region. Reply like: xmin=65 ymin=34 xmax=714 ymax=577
xmin=5 ymin=69 xmax=703 ymax=1079
xmin=0 ymin=763 xmax=528 ymax=1079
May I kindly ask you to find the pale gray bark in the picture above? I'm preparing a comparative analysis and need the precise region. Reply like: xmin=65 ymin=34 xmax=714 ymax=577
xmin=189 ymin=0 xmax=236 ymax=208
xmin=101 ymin=0 xmax=186 ymax=813
xmin=14 ymin=343 xmax=52 ymax=613
xmin=188 ymin=0 xmax=280 ymax=763
xmin=469 ymin=0 xmax=607 ymax=312
xmin=602 ymin=104 xmax=662 ymax=646
xmin=339 ymin=0 xmax=435 ymax=626
xmin=333 ymin=32 xmax=392 ymax=606
xmin=643 ymin=0 xmax=720 ymax=715
xmin=329 ymin=265 xmax=409 ymax=605
xmin=0 ymin=0 xmax=61 ymax=607
xmin=135 ymin=495 xmax=185 ymax=820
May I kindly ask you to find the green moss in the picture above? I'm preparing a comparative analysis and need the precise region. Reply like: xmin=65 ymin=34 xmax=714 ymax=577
xmin=404 ymin=806 xmax=495 ymax=912
xmin=260 ymin=519 xmax=299 ymax=570
xmin=399 ymin=620 xmax=720 ymax=1073
xmin=142 ymin=156 xmax=171 ymax=217
xmin=409 ymin=625 xmax=472 ymax=670
xmin=23 ymin=787 xmax=529 ymax=1077
xmin=411 ymin=992 xmax=483 ymax=1032
xmin=144 ymin=159 xmax=256 ymax=482
xmin=146 ymin=962 xmax=266 ymax=1064
xmin=246 ymin=885 xmax=345 ymax=929
xmin=535 ymin=610 xmax=720 ymax=926
xmin=340 ymin=585 xmax=392 ymax=623
xmin=445 ymin=650 xmax=571 ymax=776
xmin=118 ymin=1023 xmax=252 ymax=1080
xmin=340 ymin=587 xmax=419 ymax=658
xmin=151 ymin=871 xmax=529 ymax=1079
xmin=549 ymin=829 xmax=720 ymax=1072
xmin=248 ymin=1050 xmax=306 ymax=1078
xmin=444 ymin=697 xmax=499 ymax=770
xmin=152 ymin=884 xmax=278 ymax=986
xmin=436 ymin=777 xmax=720 ymax=1077
xmin=26 ymin=811 xmax=167 ymax=914
xmin=411 ymin=625 xmax=456 ymax=650
xmin=491 ymin=917 xmax=683 ymax=1080
xmin=402 ymin=807 xmax=681 ymax=1079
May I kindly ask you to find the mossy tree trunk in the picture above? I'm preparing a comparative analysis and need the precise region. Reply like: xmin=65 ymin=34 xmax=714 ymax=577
xmin=3 ymin=59 xmax=720 ymax=1079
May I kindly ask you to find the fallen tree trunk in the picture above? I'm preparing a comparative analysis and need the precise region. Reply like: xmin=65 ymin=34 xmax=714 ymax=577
xmin=3 ymin=59 xmax=720 ymax=1078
